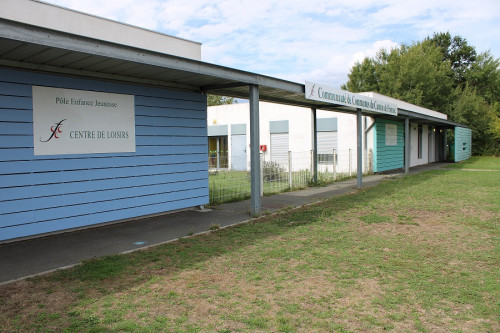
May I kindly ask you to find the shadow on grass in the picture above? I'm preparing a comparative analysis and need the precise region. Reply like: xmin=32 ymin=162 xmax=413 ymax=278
xmin=48 ymin=168 xmax=452 ymax=285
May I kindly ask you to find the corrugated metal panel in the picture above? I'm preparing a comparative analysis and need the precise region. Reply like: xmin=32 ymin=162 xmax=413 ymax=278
xmin=317 ymin=132 xmax=338 ymax=154
xmin=0 ymin=67 xmax=208 ymax=241
xmin=270 ymin=133 xmax=289 ymax=165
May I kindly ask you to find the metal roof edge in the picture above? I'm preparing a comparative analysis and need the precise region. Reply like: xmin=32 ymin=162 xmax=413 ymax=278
xmin=397 ymin=109 xmax=466 ymax=128
xmin=0 ymin=18 xmax=304 ymax=94
xmin=360 ymin=91 xmax=448 ymax=120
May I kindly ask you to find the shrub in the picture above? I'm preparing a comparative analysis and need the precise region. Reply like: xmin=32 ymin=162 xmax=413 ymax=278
xmin=263 ymin=161 xmax=287 ymax=182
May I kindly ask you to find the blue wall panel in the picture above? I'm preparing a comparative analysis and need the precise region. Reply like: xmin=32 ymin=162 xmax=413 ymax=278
xmin=0 ymin=145 xmax=207 ymax=162
xmin=0 ymin=109 xmax=33 ymax=122
xmin=1 ymin=197 xmax=205 ymax=241
xmin=0 ymin=179 xmax=207 ymax=217
xmin=0 ymin=68 xmax=208 ymax=241
xmin=373 ymin=118 xmax=405 ymax=172
xmin=454 ymin=127 xmax=472 ymax=162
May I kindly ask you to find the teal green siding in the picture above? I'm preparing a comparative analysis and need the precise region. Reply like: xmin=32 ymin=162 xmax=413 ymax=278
xmin=373 ymin=119 xmax=404 ymax=172
xmin=454 ymin=127 xmax=471 ymax=162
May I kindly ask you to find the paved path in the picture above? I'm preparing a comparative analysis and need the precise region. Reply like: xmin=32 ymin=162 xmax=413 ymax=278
xmin=0 ymin=163 xmax=450 ymax=285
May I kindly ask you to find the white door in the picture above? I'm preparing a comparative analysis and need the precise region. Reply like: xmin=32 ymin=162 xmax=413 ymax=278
xmin=231 ymin=134 xmax=247 ymax=170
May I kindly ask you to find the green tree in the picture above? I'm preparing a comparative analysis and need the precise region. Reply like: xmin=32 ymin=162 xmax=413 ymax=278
xmin=464 ymin=51 xmax=500 ymax=105
xmin=343 ymin=32 xmax=500 ymax=155
xmin=449 ymin=85 xmax=498 ymax=155
xmin=425 ymin=32 xmax=477 ymax=87
xmin=343 ymin=41 xmax=455 ymax=112
xmin=207 ymin=95 xmax=236 ymax=106
xmin=490 ymin=102 xmax=500 ymax=146
xmin=377 ymin=42 xmax=455 ymax=112
xmin=341 ymin=57 xmax=378 ymax=92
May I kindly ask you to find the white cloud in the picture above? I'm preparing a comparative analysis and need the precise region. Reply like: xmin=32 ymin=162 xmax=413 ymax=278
xmin=43 ymin=0 xmax=500 ymax=87
xmin=350 ymin=40 xmax=400 ymax=67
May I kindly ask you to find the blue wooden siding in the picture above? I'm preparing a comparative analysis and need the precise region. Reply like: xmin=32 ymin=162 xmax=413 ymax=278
xmin=454 ymin=126 xmax=472 ymax=162
xmin=373 ymin=118 xmax=404 ymax=172
xmin=0 ymin=68 xmax=208 ymax=241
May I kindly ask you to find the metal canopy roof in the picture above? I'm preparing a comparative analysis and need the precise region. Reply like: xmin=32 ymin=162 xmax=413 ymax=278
xmin=0 ymin=18 xmax=463 ymax=128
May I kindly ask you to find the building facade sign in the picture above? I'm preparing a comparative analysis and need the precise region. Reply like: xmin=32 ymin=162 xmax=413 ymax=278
xmin=305 ymin=81 xmax=398 ymax=116
xmin=33 ymin=86 xmax=135 ymax=155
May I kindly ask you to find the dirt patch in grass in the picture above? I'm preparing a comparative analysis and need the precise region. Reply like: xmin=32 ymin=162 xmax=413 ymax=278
xmin=360 ymin=208 xmax=495 ymax=248
xmin=0 ymin=279 xmax=77 ymax=332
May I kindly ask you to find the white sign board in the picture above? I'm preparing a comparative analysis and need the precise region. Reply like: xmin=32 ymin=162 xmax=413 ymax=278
xmin=33 ymin=86 xmax=135 ymax=155
xmin=305 ymin=81 xmax=398 ymax=116
xmin=385 ymin=123 xmax=398 ymax=146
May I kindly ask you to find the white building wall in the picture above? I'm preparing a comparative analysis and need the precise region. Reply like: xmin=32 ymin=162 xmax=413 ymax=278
xmin=208 ymin=102 xmax=366 ymax=174
xmin=332 ymin=111 xmax=357 ymax=173
xmin=209 ymin=103 xmax=444 ymax=173
xmin=3 ymin=0 xmax=202 ymax=60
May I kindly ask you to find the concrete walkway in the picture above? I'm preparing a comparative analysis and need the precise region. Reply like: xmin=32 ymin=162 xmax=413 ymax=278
xmin=0 ymin=163 xmax=451 ymax=285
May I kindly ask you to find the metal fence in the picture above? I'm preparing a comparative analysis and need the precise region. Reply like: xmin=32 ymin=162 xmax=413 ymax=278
xmin=209 ymin=149 xmax=373 ymax=205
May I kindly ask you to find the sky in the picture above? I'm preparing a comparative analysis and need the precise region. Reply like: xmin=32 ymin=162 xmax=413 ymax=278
xmin=43 ymin=0 xmax=500 ymax=88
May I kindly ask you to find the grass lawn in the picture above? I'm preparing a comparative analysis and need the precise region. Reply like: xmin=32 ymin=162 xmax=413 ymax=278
xmin=1 ymin=157 xmax=499 ymax=332
xmin=446 ymin=156 xmax=500 ymax=170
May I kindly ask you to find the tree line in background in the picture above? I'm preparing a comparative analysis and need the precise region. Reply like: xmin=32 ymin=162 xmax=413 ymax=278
xmin=207 ymin=95 xmax=235 ymax=106
xmin=343 ymin=32 xmax=500 ymax=155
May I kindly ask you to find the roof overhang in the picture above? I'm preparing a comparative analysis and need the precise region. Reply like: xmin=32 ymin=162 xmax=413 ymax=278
xmin=0 ymin=18 xmax=334 ymax=107
xmin=397 ymin=109 xmax=464 ymax=128
xmin=0 ymin=18 xmax=464 ymax=128
xmin=373 ymin=108 xmax=464 ymax=128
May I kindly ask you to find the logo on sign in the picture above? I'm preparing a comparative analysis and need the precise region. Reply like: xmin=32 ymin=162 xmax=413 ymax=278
xmin=308 ymin=84 xmax=316 ymax=98
xmin=40 ymin=119 xmax=66 ymax=142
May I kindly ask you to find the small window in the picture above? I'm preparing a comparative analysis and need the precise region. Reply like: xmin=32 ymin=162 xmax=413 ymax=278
xmin=318 ymin=153 xmax=338 ymax=165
